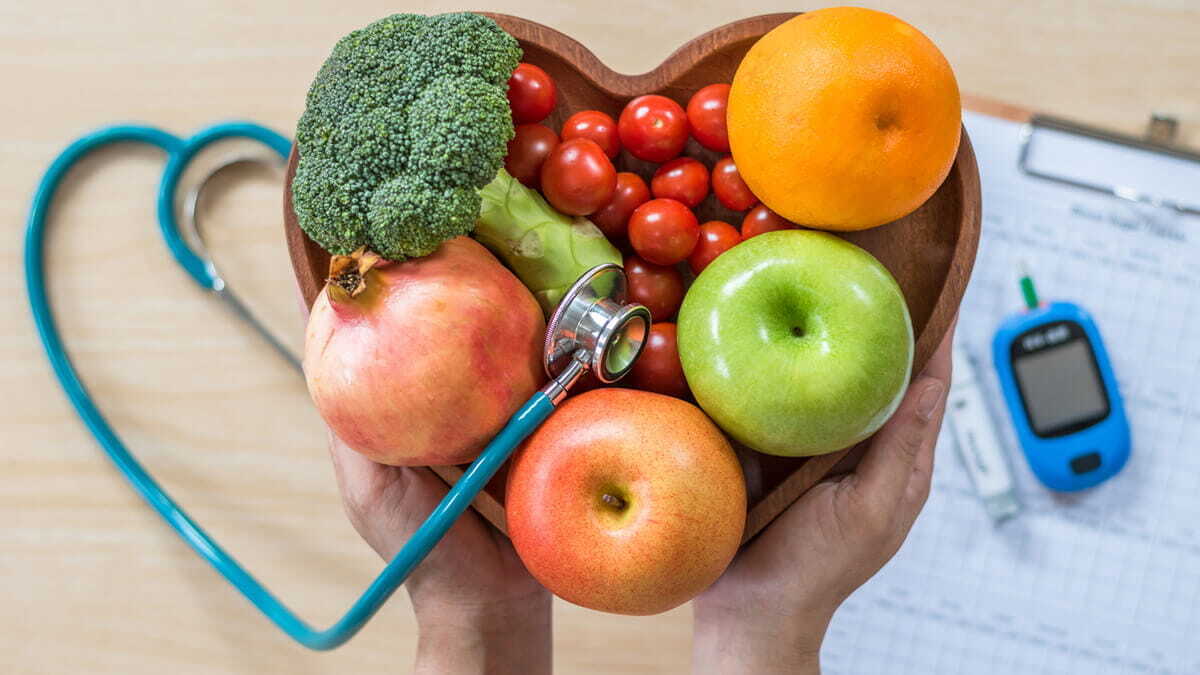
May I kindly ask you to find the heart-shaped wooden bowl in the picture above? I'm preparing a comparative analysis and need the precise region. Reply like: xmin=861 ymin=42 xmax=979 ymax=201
xmin=284 ymin=12 xmax=981 ymax=542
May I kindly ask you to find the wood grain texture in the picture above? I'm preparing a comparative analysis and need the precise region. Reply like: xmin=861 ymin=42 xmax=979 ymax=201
xmin=962 ymin=93 xmax=1034 ymax=123
xmin=5 ymin=1 xmax=1197 ymax=673
xmin=284 ymin=12 xmax=982 ymax=542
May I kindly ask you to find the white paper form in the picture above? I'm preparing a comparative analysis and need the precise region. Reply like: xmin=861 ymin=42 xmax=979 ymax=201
xmin=821 ymin=111 xmax=1200 ymax=674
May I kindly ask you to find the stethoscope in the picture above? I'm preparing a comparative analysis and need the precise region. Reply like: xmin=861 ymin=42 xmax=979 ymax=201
xmin=25 ymin=121 xmax=651 ymax=650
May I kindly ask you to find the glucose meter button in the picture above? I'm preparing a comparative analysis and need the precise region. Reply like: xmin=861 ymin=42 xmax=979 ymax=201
xmin=1070 ymin=452 xmax=1102 ymax=475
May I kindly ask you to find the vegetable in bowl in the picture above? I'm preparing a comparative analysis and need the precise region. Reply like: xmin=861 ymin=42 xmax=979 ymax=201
xmin=292 ymin=11 xmax=622 ymax=314
xmin=292 ymin=12 xmax=520 ymax=260
xmin=477 ymin=168 xmax=621 ymax=313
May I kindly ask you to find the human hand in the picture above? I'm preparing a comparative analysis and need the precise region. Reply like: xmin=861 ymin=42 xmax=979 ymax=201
xmin=692 ymin=318 xmax=956 ymax=674
xmin=328 ymin=435 xmax=551 ymax=674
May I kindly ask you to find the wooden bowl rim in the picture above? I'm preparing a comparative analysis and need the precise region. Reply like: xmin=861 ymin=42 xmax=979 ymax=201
xmin=482 ymin=12 xmax=802 ymax=97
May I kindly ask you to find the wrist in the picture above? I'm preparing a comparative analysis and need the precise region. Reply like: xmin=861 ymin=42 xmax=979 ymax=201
xmin=692 ymin=604 xmax=829 ymax=675
xmin=413 ymin=592 xmax=552 ymax=675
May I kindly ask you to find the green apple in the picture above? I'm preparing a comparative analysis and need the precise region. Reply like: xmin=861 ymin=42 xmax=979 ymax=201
xmin=677 ymin=230 xmax=913 ymax=456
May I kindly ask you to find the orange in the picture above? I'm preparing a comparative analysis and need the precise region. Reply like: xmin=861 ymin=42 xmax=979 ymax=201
xmin=727 ymin=7 xmax=961 ymax=231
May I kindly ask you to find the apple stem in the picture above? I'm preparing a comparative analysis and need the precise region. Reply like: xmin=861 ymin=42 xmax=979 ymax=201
xmin=601 ymin=493 xmax=626 ymax=510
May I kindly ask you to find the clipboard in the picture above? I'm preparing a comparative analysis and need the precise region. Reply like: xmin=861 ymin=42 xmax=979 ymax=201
xmin=964 ymin=93 xmax=1200 ymax=214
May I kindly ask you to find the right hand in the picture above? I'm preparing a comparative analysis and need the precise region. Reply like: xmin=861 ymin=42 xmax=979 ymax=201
xmin=327 ymin=433 xmax=551 ymax=674
xmin=692 ymin=318 xmax=956 ymax=674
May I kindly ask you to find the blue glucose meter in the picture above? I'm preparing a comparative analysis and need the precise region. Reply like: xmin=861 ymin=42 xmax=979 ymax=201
xmin=992 ymin=276 xmax=1130 ymax=491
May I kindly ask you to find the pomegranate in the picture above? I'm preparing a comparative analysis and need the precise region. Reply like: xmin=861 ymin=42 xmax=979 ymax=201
xmin=304 ymin=237 xmax=545 ymax=466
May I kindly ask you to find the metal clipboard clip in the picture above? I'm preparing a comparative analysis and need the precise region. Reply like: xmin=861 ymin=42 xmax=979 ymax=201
xmin=1017 ymin=113 xmax=1200 ymax=217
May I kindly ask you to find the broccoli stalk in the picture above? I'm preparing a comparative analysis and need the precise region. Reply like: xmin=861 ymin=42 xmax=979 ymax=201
xmin=476 ymin=168 xmax=623 ymax=314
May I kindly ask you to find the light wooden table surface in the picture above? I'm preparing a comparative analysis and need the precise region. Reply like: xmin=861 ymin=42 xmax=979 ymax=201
xmin=2 ymin=1 xmax=1196 ymax=673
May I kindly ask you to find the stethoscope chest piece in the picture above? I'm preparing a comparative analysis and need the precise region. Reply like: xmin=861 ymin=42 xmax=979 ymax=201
xmin=543 ymin=264 xmax=651 ymax=396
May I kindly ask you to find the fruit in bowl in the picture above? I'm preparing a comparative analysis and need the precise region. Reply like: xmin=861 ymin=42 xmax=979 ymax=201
xmin=678 ymin=230 xmax=914 ymax=457
xmin=304 ymin=238 xmax=545 ymax=466
xmin=505 ymin=388 xmax=746 ymax=615
xmin=728 ymin=7 xmax=962 ymax=231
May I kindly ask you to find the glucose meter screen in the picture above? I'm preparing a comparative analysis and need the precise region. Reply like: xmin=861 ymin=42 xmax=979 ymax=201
xmin=1013 ymin=339 xmax=1109 ymax=436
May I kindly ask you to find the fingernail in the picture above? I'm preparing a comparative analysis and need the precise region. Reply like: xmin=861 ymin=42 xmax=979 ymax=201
xmin=916 ymin=380 xmax=946 ymax=422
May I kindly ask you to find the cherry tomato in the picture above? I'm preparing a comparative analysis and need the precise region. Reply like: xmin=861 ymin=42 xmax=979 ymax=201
xmin=561 ymin=110 xmax=620 ymax=159
xmin=625 ymin=255 xmax=685 ymax=321
xmin=741 ymin=204 xmax=798 ymax=240
xmin=618 ymin=95 xmax=688 ymax=162
xmin=628 ymin=323 xmax=690 ymax=399
xmin=540 ymin=138 xmax=617 ymax=216
xmin=688 ymin=221 xmax=741 ymax=275
xmin=591 ymin=172 xmax=650 ymax=239
xmin=507 ymin=63 xmax=557 ymax=124
xmin=651 ymin=157 xmax=710 ymax=208
xmin=505 ymin=124 xmax=559 ymax=189
xmin=686 ymin=84 xmax=731 ymax=152
xmin=711 ymin=156 xmax=757 ymax=211
xmin=627 ymin=198 xmax=700 ymax=265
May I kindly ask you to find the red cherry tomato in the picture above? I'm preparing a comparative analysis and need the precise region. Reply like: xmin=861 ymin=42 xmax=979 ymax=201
xmin=686 ymin=84 xmax=731 ymax=152
xmin=741 ymin=204 xmax=798 ymax=240
xmin=505 ymin=124 xmax=559 ymax=189
xmin=540 ymin=138 xmax=617 ymax=216
xmin=651 ymin=157 xmax=710 ymax=208
xmin=561 ymin=110 xmax=620 ymax=159
xmin=628 ymin=323 xmax=690 ymax=398
xmin=688 ymin=221 xmax=741 ymax=275
xmin=711 ymin=156 xmax=757 ymax=211
xmin=507 ymin=63 xmax=557 ymax=124
xmin=627 ymin=198 xmax=700 ymax=266
xmin=618 ymin=95 xmax=688 ymax=162
xmin=625 ymin=255 xmax=685 ymax=321
xmin=591 ymin=172 xmax=650 ymax=239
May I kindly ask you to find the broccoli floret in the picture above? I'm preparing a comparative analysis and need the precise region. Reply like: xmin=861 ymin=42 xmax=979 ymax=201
xmin=291 ymin=158 xmax=366 ymax=253
xmin=367 ymin=175 xmax=482 ymax=259
xmin=407 ymin=76 xmax=514 ymax=189
xmin=292 ymin=12 xmax=519 ymax=260
xmin=407 ymin=12 xmax=523 ymax=87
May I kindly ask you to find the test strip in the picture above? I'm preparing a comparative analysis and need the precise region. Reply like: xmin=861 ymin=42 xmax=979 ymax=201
xmin=948 ymin=345 xmax=1021 ymax=521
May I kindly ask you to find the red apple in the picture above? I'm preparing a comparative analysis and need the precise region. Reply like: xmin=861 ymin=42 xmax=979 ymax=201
xmin=505 ymin=388 xmax=746 ymax=615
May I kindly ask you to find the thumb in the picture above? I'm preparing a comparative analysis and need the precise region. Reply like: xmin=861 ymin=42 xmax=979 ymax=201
xmin=853 ymin=318 xmax=956 ymax=511
xmin=854 ymin=375 xmax=948 ymax=506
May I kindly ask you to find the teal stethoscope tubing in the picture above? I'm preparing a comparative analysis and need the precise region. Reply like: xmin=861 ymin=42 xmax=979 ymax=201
xmin=24 ymin=122 xmax=556 ymax=650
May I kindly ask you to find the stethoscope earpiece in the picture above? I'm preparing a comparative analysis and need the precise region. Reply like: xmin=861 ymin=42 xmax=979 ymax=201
xmin=182 ymin=154 xmax=301 ymax=373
